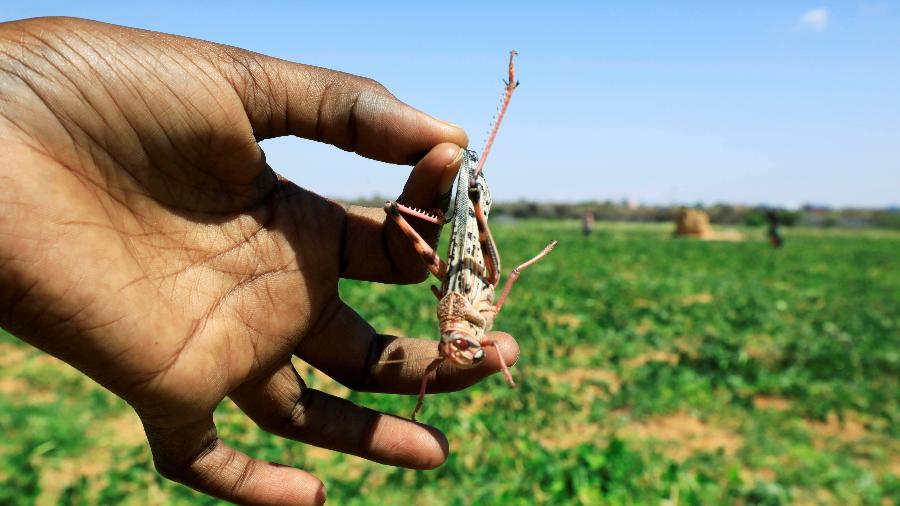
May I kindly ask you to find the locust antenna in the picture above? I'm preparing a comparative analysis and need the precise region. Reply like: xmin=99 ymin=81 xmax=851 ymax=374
xmin=378 ymin=356 xmax=443 ymax=365
xmin=471 ymin=50 xmax=519 ymax=186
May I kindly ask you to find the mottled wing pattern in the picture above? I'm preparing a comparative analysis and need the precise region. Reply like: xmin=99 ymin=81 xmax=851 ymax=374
xmin=474 ymin=168 xmax=492 ymax=219
xmin=442 ymin=150 xmax=492 ymax=304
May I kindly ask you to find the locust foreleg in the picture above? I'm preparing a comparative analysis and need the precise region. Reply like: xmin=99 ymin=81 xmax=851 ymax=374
xmin=412 ymin=357 xmax=444 ymax=421
xmin=479 ymin=338 xmax=515 ymax=388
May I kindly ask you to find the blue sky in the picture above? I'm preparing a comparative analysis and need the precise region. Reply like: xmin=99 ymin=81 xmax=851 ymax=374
xmin=4 ymin=1 xmax=899 ymax=207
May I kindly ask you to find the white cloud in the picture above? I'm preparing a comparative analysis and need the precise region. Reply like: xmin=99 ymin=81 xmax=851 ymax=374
xmin=799 ymin=7 xmax=831 ymax=31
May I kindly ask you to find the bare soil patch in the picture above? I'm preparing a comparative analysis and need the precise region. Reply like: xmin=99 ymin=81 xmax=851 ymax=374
xmin=561 ymin=344 xmax=602 ymax=365
xmin=542 ymin=311 xmax=582 ymax=331
xmin=532 ymin=366 xmax=617 ymax=450
xmin=743 ymin=334 xmax=782 ymax=366
xmin=679 ymin=292 xmax=714 ymax=306
xmin=0 ymin=377 xmax=58 ymax=404
xmin=541 ymin=366 xmax=621 ymax=398
xmin=36 ymin=411 xmax=147 ymax=505
xmin=624 ymin=351 xmax=679 ymax=370
xmin=635 ymin=318 xmax=654 ymax=336
xmin=805 ymin=412 xmax=869 ymax=443
xmin=619 ymin=411 xmax=742 ymax=461
xmin=538 ymin=420 xmax=603 ymax=451
xmin=0 ymin=342 xmax=32 ymax=367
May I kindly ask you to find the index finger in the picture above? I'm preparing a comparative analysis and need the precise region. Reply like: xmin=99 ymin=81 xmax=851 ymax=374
xmin=219 ymin=48 xmax=468 ymax=164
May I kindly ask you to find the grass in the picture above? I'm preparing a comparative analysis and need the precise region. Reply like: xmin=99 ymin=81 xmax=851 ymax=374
xmin=1 ymin=221 xmax=898 ymax=505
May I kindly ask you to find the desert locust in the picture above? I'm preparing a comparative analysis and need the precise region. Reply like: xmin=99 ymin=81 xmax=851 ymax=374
xmin=383 ymin=51 xmax=557 ymax=419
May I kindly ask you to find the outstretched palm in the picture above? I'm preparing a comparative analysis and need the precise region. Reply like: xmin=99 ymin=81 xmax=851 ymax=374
xmin=0 ymin=17 xmax=518 ymax=505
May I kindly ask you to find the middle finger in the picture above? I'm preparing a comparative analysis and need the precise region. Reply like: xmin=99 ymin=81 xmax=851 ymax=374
xmin=229 ymin=361 xmax=448 ymax=469
xmin=296 ymin=297 xmax=519 ymax=394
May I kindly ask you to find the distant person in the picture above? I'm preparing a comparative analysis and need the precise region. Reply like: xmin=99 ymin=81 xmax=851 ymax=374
xmin=766 ymin=210 xmax=784 ymax=248
xmin=0 ymin=17 xmax=519 ymax=505
xmin=582 ymin=211 xmax=595 ymax=236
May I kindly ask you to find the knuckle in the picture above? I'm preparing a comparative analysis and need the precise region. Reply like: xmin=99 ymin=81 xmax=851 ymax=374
xmin=150 ymin=434 xmax=220 ymax=485
xmin=276 ymin=394 xmax=313 ymax=436
xmin=5 ymin=16 xmax=80 ymax=33
xmin=257 ymin=387 xmax=315 ymax=437
xmin=229 ymin=457 xmax=257 ymax=497
xmin=351 ymin=75 xmax=389 ymax=96
xmin=347 ymin=332 xmax=389 ymax=391
xmin=220 ymin=49 xmax=269 ymax=98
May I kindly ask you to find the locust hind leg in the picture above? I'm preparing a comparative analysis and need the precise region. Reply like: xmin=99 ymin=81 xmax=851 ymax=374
xmin=384 ymin=201 xmax=447 ymax=279
xmin=470 ymin=188 xmax=501 ymax=286
xmin=412 ymin=357 xmax=444 ymax=421
xmin=494 ymin=240 xmax=558 ymax=314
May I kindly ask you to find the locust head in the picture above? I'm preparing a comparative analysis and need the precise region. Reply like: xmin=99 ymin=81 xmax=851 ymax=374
xmin=440 ymin=329 xmax=485 ymax=369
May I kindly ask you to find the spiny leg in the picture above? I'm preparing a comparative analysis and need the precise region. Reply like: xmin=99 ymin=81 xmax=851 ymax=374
xmin=480 ymin=339 xmax=515 ymax=388
xmin=392 ymin=202 xmax=445 ymax=225
xmin=412 ymin=357 xmax=444 ymax=421
xmin=471 ymin=188 xmax=501 ymax=286
xmin=384 ymin=201 xmax=447 ymax=279
xmin=494 ymin=240 xmax=558 ymax=314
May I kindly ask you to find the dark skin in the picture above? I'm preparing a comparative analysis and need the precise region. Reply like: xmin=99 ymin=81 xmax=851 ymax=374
xmin=0 ymin=17 xmax=520 ymax=505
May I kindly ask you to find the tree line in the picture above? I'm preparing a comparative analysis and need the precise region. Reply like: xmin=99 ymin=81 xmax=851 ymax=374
xmin=343 ymin=197 xmax=900 ymax=229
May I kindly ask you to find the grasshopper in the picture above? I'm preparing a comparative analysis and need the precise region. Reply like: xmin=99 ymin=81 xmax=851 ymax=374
xmin=384 ymin=51 xmax=557 ymax=420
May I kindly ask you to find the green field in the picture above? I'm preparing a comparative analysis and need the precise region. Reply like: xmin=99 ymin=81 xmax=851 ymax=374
xmin=1 ymin=221 xmax=898 ymax=505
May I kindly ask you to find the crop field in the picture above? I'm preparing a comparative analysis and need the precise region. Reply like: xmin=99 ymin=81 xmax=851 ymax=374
xmin=1 ymin=221 xmax=898 ymax=505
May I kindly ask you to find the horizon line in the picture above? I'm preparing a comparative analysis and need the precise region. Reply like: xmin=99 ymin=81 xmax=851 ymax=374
xmin=326 ymin=195 xmax=899 ymax=212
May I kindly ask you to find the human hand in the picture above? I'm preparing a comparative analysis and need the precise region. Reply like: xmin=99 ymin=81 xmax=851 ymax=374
xmin=0 ymin=17 xmax=519 ymax=505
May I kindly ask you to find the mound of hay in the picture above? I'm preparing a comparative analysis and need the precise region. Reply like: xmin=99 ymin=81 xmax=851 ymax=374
xmin=674 ymin=209 xmax=711 ymax=238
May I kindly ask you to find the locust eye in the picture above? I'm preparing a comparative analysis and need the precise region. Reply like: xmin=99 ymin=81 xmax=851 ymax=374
xmin=451 ymin=338 xmax=469 ymax=350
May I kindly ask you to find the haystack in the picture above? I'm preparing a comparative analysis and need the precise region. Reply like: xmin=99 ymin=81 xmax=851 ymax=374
xmin=674 ymin=209 xmax=711 ymax=239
